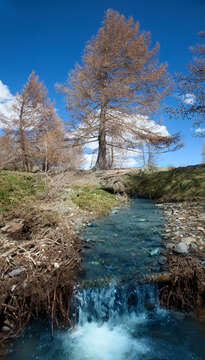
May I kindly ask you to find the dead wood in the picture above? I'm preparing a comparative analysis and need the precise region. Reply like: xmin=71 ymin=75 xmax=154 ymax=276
xmin=155 ymin=256 xmax=205 ymax=312
xmin=0 ymin=208 xmax=83 ymax=349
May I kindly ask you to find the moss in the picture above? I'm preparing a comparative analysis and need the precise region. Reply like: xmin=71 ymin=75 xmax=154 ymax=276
xmin=71 ymin=186 xmax=119 ymax=216
xmin=125 ymin=164 xmax=205 ymax=201
xmin=0 ymin=170 xmax=44 ymax=212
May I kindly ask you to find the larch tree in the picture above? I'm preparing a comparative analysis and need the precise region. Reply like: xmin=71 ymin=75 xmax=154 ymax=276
xmin=0 ymin=72 xmax=71 ymax=172
xmin=33 ymin=103 xmax=64 ymax=171
xmin=57 ymin=9 xmax=179 ymax=170
xmin=0 ymin=72 xmax=49 ymax=171
xmin=0 ymin=130 xmax=16 ymax=169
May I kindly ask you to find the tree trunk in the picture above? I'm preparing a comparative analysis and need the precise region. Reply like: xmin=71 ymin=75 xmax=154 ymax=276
xmin=94 ymin=106 xmax=107 ymax=170
xmin=19 ymin=104 xmax=29 ymax=172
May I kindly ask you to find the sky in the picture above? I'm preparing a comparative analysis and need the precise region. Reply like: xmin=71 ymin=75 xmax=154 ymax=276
xmin=0 ymin=0 xmax=204 ymax=168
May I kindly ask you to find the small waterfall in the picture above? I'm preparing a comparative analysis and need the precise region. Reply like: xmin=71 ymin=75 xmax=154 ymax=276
xmin=73 ymin=282 xmax=158 ymax=325
xmin=61 ymin=283 xmax=157 ymax=360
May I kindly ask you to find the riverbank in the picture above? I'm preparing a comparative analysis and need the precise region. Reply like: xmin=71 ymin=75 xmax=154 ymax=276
xmin=156 ymin=201 xmax=205 ymax=314
xmin=0 ymin=169 xmax=126 ymax=355
xmin=123 ymin=165 xmax=205 ymax=314
xmin=124 ymin=164 xmax=205 ymax=201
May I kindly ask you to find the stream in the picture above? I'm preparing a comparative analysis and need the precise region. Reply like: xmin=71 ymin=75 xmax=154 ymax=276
xmin=7 ymin=198 xmax=205 ymax=359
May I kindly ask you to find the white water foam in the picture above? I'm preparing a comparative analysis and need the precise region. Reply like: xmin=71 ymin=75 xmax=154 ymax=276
xmin=61 ymin=314 xmax=149 ymax=360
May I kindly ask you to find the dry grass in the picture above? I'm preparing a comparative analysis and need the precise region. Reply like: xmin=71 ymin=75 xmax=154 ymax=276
xmin=0 ymin=208 xmax=83 ymax=347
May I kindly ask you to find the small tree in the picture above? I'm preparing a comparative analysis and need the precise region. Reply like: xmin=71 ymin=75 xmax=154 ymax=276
xmin=0 ymin=130 xmax=16 ymax=169
xmin=0 ymin=72 xmax=49 ymax=171
xmin=57 ymin=9 xmax=179 ymax=170
xmin=0 ymin=72 xmax=71 ymax=172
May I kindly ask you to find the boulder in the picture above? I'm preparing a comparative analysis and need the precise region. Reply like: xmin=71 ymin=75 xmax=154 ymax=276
xmin=104 ymin=180 xmax=125 ymax=194
xmin=173 ymin=242 xmax=189 ymax=255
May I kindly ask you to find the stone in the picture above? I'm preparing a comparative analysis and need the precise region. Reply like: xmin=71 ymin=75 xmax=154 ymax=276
xmin=183 ymin=237 xmax=195 ymax=245
xmin=198 ymin=227 xmax=205 ymax=234
xmin=11 ymin=284 xmax=17 ymax=292
xmin=158 ymin=257 xmax=167 ymax=265
xmin=8 ymin=267 xmax=26 ymax=277
xmin=105 ymin=180 xmax=125 ymax=194
xmin=53 ymin=262 xmax=60 ymax=269
xmin=1 ymin=221 xmax=24 ymax=234
xmin=1 ymin=326 xmax=10 ymax=332
xmin=87 ymin=222 xmax=97 ymax=227
xmin=173 ymin=242 xmax=189 ymax=255
xmin=165 ymin=243 xmax=175 ymax=249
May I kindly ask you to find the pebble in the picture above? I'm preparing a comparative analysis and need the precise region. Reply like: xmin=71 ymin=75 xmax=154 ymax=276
xmin=161 ymin=201 xmax=205 ymax=258
xmin=1 ymin=326 xmax=10 ymax=332
xmin=8 ymin=267 xmax=26 ymax=277
xmin=165 ymin=243 xmax=174 ymax=249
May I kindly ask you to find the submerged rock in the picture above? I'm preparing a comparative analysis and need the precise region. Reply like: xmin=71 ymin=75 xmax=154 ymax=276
xmin=150 ymin=248 xmax=160 ymax=256
xmin=158 ymin=256 xmax=167 ymax=265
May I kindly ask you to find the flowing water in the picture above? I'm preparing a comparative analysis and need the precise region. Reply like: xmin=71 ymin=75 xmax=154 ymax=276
xmin=7 ymin=198 xmax=205 ymax=360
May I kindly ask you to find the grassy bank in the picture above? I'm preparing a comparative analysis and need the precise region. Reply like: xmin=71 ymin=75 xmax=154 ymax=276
xmin=0 ymin=170 xmax=44 ymax=213
xmin=125 ymin=164 xmax=205 ymax=201
xmin=70 ymin=186 xmax=119 ymax=216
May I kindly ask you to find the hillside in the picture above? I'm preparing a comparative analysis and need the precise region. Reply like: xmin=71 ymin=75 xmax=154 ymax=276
xmin=125 ymin=164 xmax=205 ymax=201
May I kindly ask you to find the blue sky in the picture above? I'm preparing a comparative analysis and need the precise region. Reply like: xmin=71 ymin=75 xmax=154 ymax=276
xmin=0 ymin=0 xmax=204 ymax=167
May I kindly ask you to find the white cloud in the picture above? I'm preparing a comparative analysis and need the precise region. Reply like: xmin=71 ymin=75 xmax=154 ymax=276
xmin=82 ymin=153 xmax=97 ymax=169
xmin=195 ymin=127 xmax=205 ymax=134
xmin=0 ymin=81 xmax=13 ymax=103
xmin=183 ymin=93 xmax=196 ymax=105
xmin=0 ymin=80 xmax=16 ymax=126
xmin=122 ymin=157 xmax=139 ymax=168
xmin=84 ymin=140 xmax=98 ymax=151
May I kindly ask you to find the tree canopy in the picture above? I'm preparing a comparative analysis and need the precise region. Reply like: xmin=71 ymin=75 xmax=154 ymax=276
xmin=0 ymin=72 xmax=83 ymax=171
xmin=57 ymin=9 xmax=179 ymax=170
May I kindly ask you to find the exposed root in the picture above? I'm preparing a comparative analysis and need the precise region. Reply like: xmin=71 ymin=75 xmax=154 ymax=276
xmin=156 ymin=256 xmax=205 ymax=312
